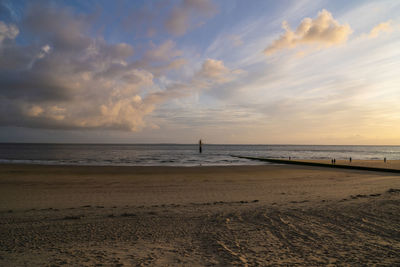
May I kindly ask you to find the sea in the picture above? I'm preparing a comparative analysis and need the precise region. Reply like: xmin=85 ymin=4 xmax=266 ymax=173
xmin=0 ymin=143 xmax=399 ymax=167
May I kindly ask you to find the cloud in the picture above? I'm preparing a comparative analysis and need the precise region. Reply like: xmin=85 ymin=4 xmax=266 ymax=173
xmin=37 ymin=44 xmax=51 ymax=58
xmin=27 ymin=105 xmax=44 ymax=117
xmin=165 ymin=0 xmax=216 ymax=36
xmin=264 ymin=9 xmax=352 ymax=55
xmin=143 ymin=59 xmax=240 ymax=108
xmin=0 ymin=7 xmax=153 ymax=131
xmin=197 ymin=58 xmax=242 ymax=83
xmin=149 ymin=58 xmax=188 ymax=77
xmin=23 ymin=4 xmax=93 ymax=52
xmin=0 ymin=0 xmax=20 ymax=22
xmin=229 ymin=35 xmax=244 ymax=47
xmin=144 ymin=40 xmax=182 ymax=62
xmin=0 ymin=4 xmax=234 ymax=132
xmin=368 ymin=20 xmax=393 ymax=38
xmin=122 ymin=0 xmax=216 ymax=37
xmin=0 ymin=20 xmax=18 ymax=44
xmin=138 ymin=40 xmax=186 ymax=76
xmin=165 ymin=7 xmax=189 ymax=36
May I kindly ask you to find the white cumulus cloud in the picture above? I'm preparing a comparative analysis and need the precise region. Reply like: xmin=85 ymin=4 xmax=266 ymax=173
xmin=264 ymin=9 xmax=352 ymax=55
xmin=368 ymin=20 xmax=393 ymax=39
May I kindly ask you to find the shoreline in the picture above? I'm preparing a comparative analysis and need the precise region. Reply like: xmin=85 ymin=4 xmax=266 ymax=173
xmin=1 ymin=157 xmax=400 ymax=168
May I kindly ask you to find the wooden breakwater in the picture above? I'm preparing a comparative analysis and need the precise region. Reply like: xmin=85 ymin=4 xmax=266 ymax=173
xmin=232 ymin=156 xmax=400 ymax=174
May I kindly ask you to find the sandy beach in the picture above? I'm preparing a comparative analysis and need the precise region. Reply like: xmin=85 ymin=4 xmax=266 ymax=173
xmin=1 ymin=163 xmax=400 ymax=266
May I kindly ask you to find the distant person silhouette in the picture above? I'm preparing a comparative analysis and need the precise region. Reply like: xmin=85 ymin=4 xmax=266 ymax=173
xmin=349 ymin=157 xmax=352 ymax=163
xmin=384 ymin=157 xmax=386 ymax=163
xmin=199 ymin=139 xmax=202 ymax=154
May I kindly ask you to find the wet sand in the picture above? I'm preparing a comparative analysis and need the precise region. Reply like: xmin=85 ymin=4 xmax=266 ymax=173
xmin=298 ymin=159 xmax=400 ymax=169
xmin=0 ymin=163 xmax=399 ymax=266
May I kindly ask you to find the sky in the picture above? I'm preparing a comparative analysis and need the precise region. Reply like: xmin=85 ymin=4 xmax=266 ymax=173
xmin=0 ymin=0 xmax=399 ymax=144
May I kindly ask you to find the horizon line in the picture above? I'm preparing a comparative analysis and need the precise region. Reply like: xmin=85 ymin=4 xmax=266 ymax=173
xmin=0 ymin=142 xmax=399 ymax=147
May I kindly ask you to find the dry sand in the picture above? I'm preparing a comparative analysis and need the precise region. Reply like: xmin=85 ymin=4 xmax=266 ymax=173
xmin=0 ymin=163 xmax=399 ymax=266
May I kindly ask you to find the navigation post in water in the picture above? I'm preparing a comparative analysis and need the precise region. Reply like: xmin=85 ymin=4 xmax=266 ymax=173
xmin=199 ymin=139 xmax=202 ymax=153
